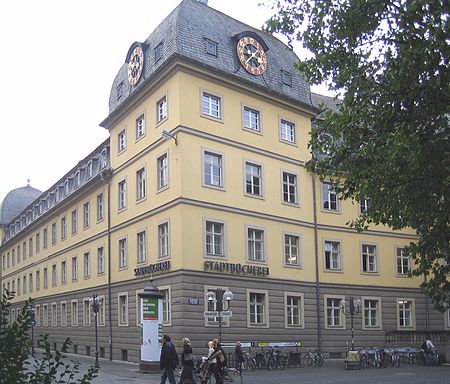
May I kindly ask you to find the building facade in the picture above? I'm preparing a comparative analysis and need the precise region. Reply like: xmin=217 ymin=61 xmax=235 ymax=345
xmin=1 ymin=0 xmax=449 ymax=363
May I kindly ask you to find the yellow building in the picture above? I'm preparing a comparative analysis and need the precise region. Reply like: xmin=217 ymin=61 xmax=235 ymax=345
xmin=1 ymin=0 xmax=448 ymax=362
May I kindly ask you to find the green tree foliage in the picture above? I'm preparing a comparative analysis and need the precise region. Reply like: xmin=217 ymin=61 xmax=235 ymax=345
xmin=0 ymin=290 xmax=98 ymax=383
xmin=265 ymin=0 xmax=450 ymax=310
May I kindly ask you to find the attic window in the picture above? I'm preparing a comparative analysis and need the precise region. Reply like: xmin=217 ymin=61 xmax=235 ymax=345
xmin=282 ymin=71 xmax=292 ymax=87
xmin=117 ymin=82 xmax=124 ymax=101
xmin=205 ymin=39 xmax=217 ymax=56
xmin=155 ymin=42 xmax=163 ymax=63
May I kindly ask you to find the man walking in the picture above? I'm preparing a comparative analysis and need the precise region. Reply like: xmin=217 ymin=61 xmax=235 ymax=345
xmin=160 ymin=334 xmax=179 ymax=384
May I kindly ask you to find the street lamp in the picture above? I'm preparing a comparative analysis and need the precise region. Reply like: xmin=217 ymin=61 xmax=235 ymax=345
xmin=207 ymin=288 xmax=233 ymax=341
xmin=89 ymin=294 xmax=100 ymax=367
xmin=339 ymin=296 xmax=361 ymax=350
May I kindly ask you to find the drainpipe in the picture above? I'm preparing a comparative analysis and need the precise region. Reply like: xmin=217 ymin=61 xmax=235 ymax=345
xmin=312 ymin=170 xmax=322 ymax=352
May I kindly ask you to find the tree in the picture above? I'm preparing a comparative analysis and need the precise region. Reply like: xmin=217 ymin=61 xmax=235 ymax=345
xmin=265 ymin=0 xmax=450 ymax=310
xmin=0 ymin=290 xmax=98 ymax=383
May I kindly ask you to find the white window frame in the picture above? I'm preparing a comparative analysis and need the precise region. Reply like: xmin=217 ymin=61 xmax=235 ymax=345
xmin=51 ymin=302 xmax=57 ymax=326
xmin=118 ymin=179 xmax=127 ymax=210
xmin=97 ymin=295 xmax=106 ymax=326
xmin=51 ymin=264 xmax=57 ymax=287
xmin=284 ymin=292 xmax=304 ymax=328
xmin=324 ymin=239 xmax=342 ymax=272
xmin=362 ymin=296 xmax=382 ymax=330
xmin=61 ymin=301 xmax=68 ymax=326
xmin=83 ymin=202 xmax=90 ymax=228
xmin=201 ymin=91 xmax=222 ymax=120
xmin=43 ymin=267 xmax=48 ymax=289
xmin=119 ymin=237 xmax=128 ymax=268
xmin=157 ymin=96 xmax=168 ymax=123
xmin=281 ymin=170 xmax=299 ymax=206
xmin=71 ymin=210 xmax=77 ymax=234
xmin=324 ymin=295 xmax=345 ymax=329
xmin=136 ymin=167 xmax=146 ymax=201
xmin=246 ymin=226 xmax=265 ymax=262
xmin=72 ymin=256 xmax=78 ymax=281
xmin=137 ymin=230 xmax=147 ymax=263
xmin=71 ymin=300 xmax=78 ymax=326
xmin=97 ymin=246 xmax=105 ymax=275
xmin=280 ymin=118 xmax=296 ymax=143
xmin=359 ymin=197 xmax=370 ymax=214
xmin=118 ymin=292 xmax=129 ymax=326
xmin=83 ymin=251 xmax=91 ymax=278
xmin=204 ymin=219 xmax=226 ymax=258
xmin=396 ymin=246 xmax=411 ymax=276
xmin=203 ymin=150 xmax=224 ymax=189
xmin=397 ymin=298 xmax=415 ymax=329
xmin=136 ymin=113 xmax=146 ymax=140
xmin=247 ymin=289 xmax=269 ymax=328
xmin=158 ymin=222 xmax=170 ymax=259
xmin=284 ymin=232 xmax=301 ymax=267
xmin=43 ymin=304 xmax=49 ymax=326
xmin=118 ymin=129 xmax=126 ymax=153
xmin=83 ymin=298 xmax=91 ymax=326
xmin=322 ymin=182 xmax=339 ymax=212
xmin=157 ymin=152 xmax=169 ymax=190
xmin=97 ymin=193 xmax=104 ymax=222
xmin=361 ymin=243 xmax=378 ymax=274
xmin=61 ymin=260 xmax=67 ymax=284
xmin=244 ymin=161 xmax=263 ymax=198
xmin=242 ymin=105 xmax=261 ymax=133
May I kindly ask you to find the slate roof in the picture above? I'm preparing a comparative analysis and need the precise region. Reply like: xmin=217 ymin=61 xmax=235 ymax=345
xmin=106 ymin=0 xmax=314 ymax=118
xmin=0 ymin=185 xmax=42 ymax=225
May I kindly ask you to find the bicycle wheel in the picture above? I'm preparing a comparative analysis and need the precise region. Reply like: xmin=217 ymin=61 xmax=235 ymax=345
xmin=304 ymin=354 xmax=313 ymax=366
xmin=247 ymin=357 xmax=256 ymax=371
xmin=317 ymin=354 xmax=324 ymax=367
xmin=268 ymin=358 xmax=277 ymax=370
xmin=276 ymin=356 xmax=286 ymax=370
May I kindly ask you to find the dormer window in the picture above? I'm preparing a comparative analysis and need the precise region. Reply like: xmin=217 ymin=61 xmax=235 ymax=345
xmin=205 ymin=39 xmax=218 ymax=56
xmin=64 ymin=180 xmax=70 ymax=196
xmin=117 ymin=81 xmax=124 ymax=101
xmin=87 ymin=161 xmax=93 ymax=179
xmin=100 ymin=148 xmax=108 ymax=169
xmin=55 ymin=188 xmax=60 ymax=203
xmin=155 ymin=42 xmax=163 ymax=63
xmin=282 ymin=71 xmax=292 ymax=87
xmin=75 ymin=171 xmax=81 ymax=189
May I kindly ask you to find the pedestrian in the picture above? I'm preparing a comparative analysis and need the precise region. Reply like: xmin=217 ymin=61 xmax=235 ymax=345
xmin=160 ymin=334 xmax=179 ymax=384
xmin=178 ymin=337 xmax=197 ymax=384
xmin=234 ymin=341 xmax=244 ymax=373
xmin=206 ymin=338 xmax=227 ymax=384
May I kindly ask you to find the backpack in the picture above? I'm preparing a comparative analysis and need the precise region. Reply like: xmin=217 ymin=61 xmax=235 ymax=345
xmin=421 ymin=341 xmax=427 ymax=351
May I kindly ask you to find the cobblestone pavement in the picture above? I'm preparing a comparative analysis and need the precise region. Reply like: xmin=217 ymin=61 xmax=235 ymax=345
xmin=60 ymin=354 xmax=450 ymax=384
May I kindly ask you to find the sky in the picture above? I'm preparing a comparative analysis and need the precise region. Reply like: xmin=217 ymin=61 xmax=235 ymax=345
xmin=0 ymin=0 xmax=329 ymax=202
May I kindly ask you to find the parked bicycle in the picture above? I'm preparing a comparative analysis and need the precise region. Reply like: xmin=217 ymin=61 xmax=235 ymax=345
xmin=284 ymin=351 xmax=302 ymax=367
xmin=241 ymin=351 xmax=256 ymax=371
xmin=303 ymin=348 xmax=324 ymax=367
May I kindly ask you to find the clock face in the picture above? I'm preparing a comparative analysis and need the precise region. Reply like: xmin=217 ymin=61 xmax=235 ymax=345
xmin=236 ymin=36 xmax=267 ymax=75
xmin=127 ymin=46 xmax=144 ymax=86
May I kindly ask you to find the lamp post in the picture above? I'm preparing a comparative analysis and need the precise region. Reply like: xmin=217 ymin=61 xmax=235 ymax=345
xmin=89 ymin=294 xmax=100 ymax=367
xmin=339 ymin=296 xmax=361 ymax=350
xmin=206 ymin=288 xmax=233 ymax=341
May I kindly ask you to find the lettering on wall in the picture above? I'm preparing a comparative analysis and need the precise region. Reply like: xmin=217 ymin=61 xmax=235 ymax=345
xmin=134 ymin=261 xmax=171 ymax=277
xmin=204 ymin=261 xmax=269 ymax=276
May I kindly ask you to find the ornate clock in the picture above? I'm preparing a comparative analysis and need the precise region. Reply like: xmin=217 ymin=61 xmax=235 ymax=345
xmin=127 ymin=46 xmax=144 ymax=86
xmin=236 ymin=36 xmax=267 ymax=75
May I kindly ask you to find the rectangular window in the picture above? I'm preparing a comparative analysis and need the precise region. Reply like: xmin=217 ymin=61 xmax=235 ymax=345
xmin=202 ymin=93 xmax=221 ymax=118
xmin=72 ymin=256 xmax=78 ymax=281
xmin=247 ymin=228 xmax=264 ymax=262
xmin=83 ymin=252 xmax=90 ymax=278
xmin=23 ymin=241 xmax=26 ymax=260
xmin=83 ymin=202 xmax=90 ymax=228
xmin=243 ymin=106 xmax=260 ymax=132
xmin=29 ymin=273 xmax=33 ymax=292
xmin=158 ymin=222 xmax=169 ymax=258
xmin=71 ymin=300 xmax=78 ymax=326
xmin=118 ymin=293 xmax=128 ymax=326
xmin=284 ymin=234 xmax=300 ymax=266
xmin=35 ymin=234 xmax=40 ymax=253
xmin=97 ymin=247 xmax=105 ymax=275
xmin=205 ymin=221 xmax=224 ymax=257
xmin=36 ymin=305 xmax=41 ymax=326
xmin=52 ymin=264 xmax=57 ymax=287
xmin=118 ymin=180 xmax=127 ymax=210
xmin=204 ymin=151 xmax=223 ymax=187
xmin=137 ymin=231 xmax=147 ymax=263
xmin=43 ymin=268 xmax=48 ymax=289
xmin=322 ymin=182 xmax=339 ymax=211
xmin=118 ymin=130 xmax=126 ymax=152
xmin=326 ymin=297 xmax=343 ymax=327
xmin=281 ymin=71 xmax=292 ymax=86
xmin=17 ymin=245 xmax=21 ymax=263
xmin=248 ymin=291 xmax=267 ymax=326
xmin=157 ymin=96 xmax=167 ymax=123
xmin=285 ymin=293 xmax=303 ymax=327
xmin=52 ymin=303 xmax=57 ymax=326
xmin=362 ymin=244 xmax=377 ymax=273
xmin=280 ymin=119 xmax=295 ymax=143
xmin=205 ymin=39 xmax=218 ymax=56
xmin=363 ymin=298 xmax=381 ymax=328
xmin=119 ymin=238 xmax=128 ymax=268
xmin=282 ymin=172 xmax=298 ymax=204
xmin=324 ymin=240 xmax=341 ymax=271
xmin=161 ymin=288 xmax=171 ymax=325
xmin=157 ymin=153 xmax=168 ymax=189
xmin=97 ymin=193 xmax=104 ymax=221
xmin=61 ymin=217 xmax=67 ymax=240
xmin=43 ymin=228 xmax=48 ymax=248
xmin=359 ymin=197 xmax=371 ymax=214
xmin=396 ymin=247 xmax=410 ymax=275
xmin=61 ymin=302 xmax=67 ymax=326
xmin=29 ymin=238 xmax=33 ymax=257
xmin=136 ymin=114 xmax=145 ymax=139
xmin=51 ymin=223 xmax=57 ymax=245
xmin=43 ymin=305 xmax=48 ymax=326
xmin=155 ymin=42 xmax=163 ymax=62
xmin=23 ymin=276 xmax=27 ymax=294
xmin=98 ymin=296 xmax=106 ymax=326
xmin=61 ymin=261 xmax=67 ymax=284
xmin=245 ymin=162 xmax=262 ymax=196
xmin=398 ymin=299 xmax=414 ymax=328
xmin=83 ymin=299 xmax=91 ymax=326
xmin=36 ymin=270 xmax=40 ymax=291
xmin=136 ymin=168 xmax=146 ymax=201
xmin=71 ymin=210 xmax=77 ymax=234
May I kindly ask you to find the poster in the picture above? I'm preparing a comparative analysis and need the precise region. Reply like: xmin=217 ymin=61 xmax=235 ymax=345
xmin=141 ymin=296 xmax=163 ymax=362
